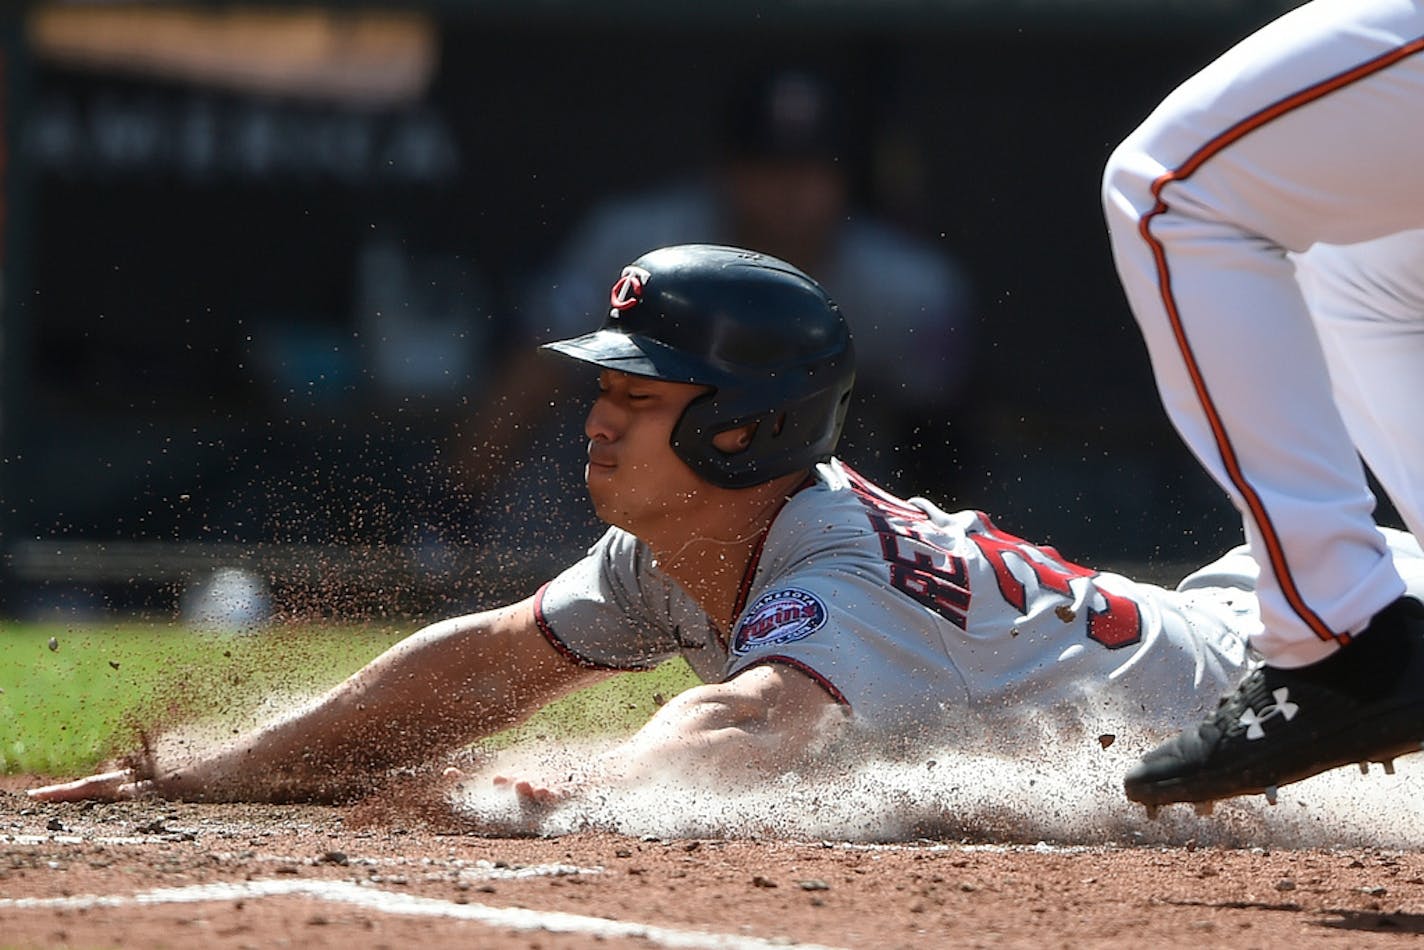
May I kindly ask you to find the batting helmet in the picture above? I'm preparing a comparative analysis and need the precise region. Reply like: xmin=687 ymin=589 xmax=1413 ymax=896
xmin=541 ymin=244 xmax=855 ymax=489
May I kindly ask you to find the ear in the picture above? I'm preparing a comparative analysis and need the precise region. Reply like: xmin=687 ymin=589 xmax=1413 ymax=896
xmin=711 ymin=422 xmax=758 ymax=454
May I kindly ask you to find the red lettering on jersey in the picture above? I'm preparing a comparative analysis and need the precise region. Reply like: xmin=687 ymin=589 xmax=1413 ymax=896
xmin=969 ymin=515 xmax=1142 ymax=650
xmin=843 ymin=465 xmax=1140 ymax=649
xmin=861 ymin=506 xmax=970 ymax=630
xmin=972 ymin=522 xmax=1080 ymax=609
xmin=844 ymin=464 xmax=970 ymax=628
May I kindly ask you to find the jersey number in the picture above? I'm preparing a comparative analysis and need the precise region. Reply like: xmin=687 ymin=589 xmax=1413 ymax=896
xmin=866 ymin=510 xmax=970 ymax=629
xmin=970 ymin=520 xmax=1142 ymax=650
xmin=853 ymin=471 xmax=1142 ymax=649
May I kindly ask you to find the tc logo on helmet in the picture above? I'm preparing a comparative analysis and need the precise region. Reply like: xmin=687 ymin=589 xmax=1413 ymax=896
xmin=610 ymin=266 xmax=651 ymax=312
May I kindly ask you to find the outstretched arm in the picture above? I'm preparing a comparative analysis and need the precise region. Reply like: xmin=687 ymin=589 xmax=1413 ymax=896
xmin=31 ymin=596 xmax=608 ymax=803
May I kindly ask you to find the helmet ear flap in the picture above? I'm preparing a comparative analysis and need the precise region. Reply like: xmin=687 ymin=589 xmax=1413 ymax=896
xmin=670 ymin=359 xmax=854 ymax=489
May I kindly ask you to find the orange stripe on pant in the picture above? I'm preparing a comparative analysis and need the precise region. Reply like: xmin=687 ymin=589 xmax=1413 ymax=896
xmin=1137 ymin=36 xmax=1424 ymax=646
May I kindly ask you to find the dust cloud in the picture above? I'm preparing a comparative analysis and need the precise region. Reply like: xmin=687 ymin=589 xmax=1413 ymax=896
xmin=130 ymin=684 xmax=1424 ymax=849
xmin=451 ymin=713 xmax=1424 ymax=849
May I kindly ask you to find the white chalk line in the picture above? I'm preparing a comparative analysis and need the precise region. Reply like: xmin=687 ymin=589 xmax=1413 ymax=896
xmin=0 ymin=877 xmax=846 ymax=950
xmin=3 ymin=834 xmax=172 ymax=847
xmin=829 ymin=840 xmax=1099 ymax=855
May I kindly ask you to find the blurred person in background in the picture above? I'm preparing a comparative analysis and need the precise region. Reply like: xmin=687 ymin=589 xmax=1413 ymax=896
xmin=453 ymin=66 xmax=976 ymax=552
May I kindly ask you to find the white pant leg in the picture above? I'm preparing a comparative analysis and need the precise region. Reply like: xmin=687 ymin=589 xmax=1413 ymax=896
xmin=1102 ymin=0 xmax=1424 ymax=667
xmin=1179 ymin=527 xmax=1424 ymax=604
xmin=1295 ymin=231 xmax=1424 ymax=544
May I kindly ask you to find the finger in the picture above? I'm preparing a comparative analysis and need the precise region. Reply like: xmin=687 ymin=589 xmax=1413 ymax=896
xmin=27 ymin=770 xmax=128 ymax=800
xmin=513 ymin=780 xmax=563 ymax=805
xmin=27 ymin=770 xmax=134 ymax=802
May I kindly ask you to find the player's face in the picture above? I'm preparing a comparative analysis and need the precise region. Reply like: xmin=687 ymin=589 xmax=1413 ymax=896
xmin=583 ymin=370 xmax=712 ymax=530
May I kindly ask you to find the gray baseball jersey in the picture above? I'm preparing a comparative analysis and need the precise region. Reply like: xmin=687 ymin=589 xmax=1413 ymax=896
xmin=536 ymin=459 xmax=1403 ymax=735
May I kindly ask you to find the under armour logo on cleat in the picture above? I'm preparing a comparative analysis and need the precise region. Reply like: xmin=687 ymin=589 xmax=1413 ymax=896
xmin=1239 ymin=687 xmax=1299 ymax=740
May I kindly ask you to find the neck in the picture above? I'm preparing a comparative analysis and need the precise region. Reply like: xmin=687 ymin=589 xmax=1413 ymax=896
xmin=645 ymin=471 xmax=807 ymax=631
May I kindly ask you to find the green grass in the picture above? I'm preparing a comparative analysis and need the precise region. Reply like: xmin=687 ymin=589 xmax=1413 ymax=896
xmin=0 ymin=622 xmax=700 ymax=776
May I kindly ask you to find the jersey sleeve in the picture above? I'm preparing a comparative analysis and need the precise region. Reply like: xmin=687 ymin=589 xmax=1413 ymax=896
xmin=534 ymin=527 xmax=693 ymax=671
xmin=723 ymin=570 xmax=970 ymax=732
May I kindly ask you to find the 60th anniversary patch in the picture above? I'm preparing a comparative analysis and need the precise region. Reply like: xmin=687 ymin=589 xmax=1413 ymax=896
xmin=732 ymin=588 xmax=827 ymax=654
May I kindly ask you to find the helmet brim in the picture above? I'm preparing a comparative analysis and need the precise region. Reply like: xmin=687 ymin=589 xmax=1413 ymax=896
xmin=541 ymin=330 xmax=714 ymax=384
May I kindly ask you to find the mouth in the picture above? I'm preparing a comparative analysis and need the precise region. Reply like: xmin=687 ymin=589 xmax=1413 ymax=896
xmin=586 ymin=443 xmax=616 ymax=471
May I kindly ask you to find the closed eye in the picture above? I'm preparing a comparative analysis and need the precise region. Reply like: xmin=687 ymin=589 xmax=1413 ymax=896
xmin=594 ymin=382 xmax=651 ymax=403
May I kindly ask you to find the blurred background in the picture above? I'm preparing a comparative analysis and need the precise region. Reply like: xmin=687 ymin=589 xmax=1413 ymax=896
xmin=0 ymin=0 xmax=1313 ymax=627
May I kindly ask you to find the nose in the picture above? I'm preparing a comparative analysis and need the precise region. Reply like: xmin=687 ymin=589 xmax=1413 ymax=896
xmin=585 ymin=393 xmax=620 ymax=443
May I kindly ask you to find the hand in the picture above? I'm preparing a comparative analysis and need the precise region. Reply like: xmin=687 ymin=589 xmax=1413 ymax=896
xmin=491 ymin=773 xmax=570 ymax=808
xmin=489 ymin=773 xmax=578 ymax=835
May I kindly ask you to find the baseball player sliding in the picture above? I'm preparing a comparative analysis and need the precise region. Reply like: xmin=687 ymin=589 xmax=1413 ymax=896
xmin=1103 ymin=0 xmax=1424 ymax=810
xmin=31 ymin=245 xmax=1424 ymax=811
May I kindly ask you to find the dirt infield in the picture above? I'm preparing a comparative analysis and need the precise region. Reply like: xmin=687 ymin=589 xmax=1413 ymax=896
xmin=3 ymin=779 xmax=1423 ymax=949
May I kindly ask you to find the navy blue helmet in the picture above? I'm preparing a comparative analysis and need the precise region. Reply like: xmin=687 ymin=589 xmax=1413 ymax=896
xmin=542 ymin=244 xmax=855 ymax=488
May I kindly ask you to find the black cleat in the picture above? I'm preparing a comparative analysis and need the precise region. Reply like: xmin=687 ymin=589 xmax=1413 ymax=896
xmin=1125 ymin=596 xmax=1424 ymax=808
